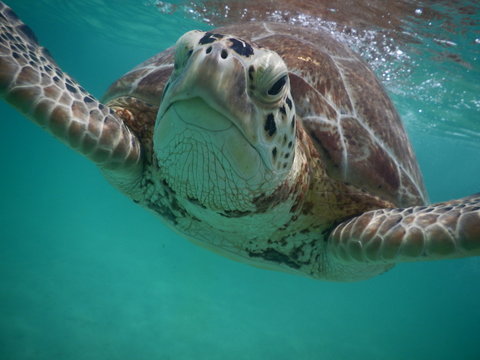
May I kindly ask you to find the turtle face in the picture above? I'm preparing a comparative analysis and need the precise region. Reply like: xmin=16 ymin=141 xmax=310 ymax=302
xmin=154 ymin=31 xmax=296 ymax=212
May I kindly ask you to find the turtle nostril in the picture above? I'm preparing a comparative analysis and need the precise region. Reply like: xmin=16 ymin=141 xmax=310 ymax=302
xmin=221 ymin=49 xmax=228 ymax=59
xmin=206 ymin=46 xmax=212 ymax=54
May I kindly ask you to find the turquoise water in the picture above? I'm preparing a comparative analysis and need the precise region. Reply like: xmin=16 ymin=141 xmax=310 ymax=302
xmin=0 ymin=1 xmax=479 ymax=359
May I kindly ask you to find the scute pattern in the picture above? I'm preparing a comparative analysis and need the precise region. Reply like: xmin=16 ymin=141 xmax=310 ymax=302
xmin=103 ymin=48 xmax=175 ymax=106
xmin=211 ymin=22 xmax=427 ymax=208
xmin=329 ymin=194 xmax=480 ymax=263
xmin=0 ymin=3 xmax=141 ymax=170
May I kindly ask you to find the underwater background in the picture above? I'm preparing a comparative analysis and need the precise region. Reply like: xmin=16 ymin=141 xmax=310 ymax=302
xmin=0 ymin=1 xmax=479 ymax=359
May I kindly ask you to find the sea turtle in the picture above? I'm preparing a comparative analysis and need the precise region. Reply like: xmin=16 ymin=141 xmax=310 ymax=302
xmin=0 ymin=2 xmax=479 ymax=281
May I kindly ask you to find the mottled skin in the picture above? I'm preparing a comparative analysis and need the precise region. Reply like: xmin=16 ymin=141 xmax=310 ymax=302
xmin=1 ymin=2 xmax=479 ymax=281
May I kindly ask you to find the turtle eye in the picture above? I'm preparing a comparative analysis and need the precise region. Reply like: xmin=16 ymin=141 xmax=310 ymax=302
xmin=173 ymin=30 xmax=205 ymax=72
xmin=174 ymin=48 xmax=193 ymax=71
xmin=249 ymin=49 xmax=289 ymax=104
xmin=268 ymin=75 xmax=288 ymax=96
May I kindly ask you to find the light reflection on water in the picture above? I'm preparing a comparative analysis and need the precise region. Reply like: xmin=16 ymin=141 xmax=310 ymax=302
xmin=14 ymin=0 xmax=479 ymax=145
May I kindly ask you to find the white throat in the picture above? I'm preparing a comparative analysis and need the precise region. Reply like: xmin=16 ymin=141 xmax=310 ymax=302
xmin=154 ymin=97 xmax=276 ymax=212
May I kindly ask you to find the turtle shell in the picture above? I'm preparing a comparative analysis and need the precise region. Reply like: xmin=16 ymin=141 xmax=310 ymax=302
xmin=103 ymin=22 xmax=427 ymax=208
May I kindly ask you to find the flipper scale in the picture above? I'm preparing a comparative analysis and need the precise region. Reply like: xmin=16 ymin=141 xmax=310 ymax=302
xmin=329 ymin=194 xmax=480 ymax=264
xmin=0 ymin=2 xmax=142 ymax=172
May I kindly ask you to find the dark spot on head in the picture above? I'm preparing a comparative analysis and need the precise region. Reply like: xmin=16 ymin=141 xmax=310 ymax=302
xmin=53 ymin=76 xmax=60 ymax=82
xmin=272 ymin=147 xmax=277 ymax=159
xmin=286 ymin=96 xmax=292 ymax=109
xmin=99 ymin=104 xmax=104 ymax=110
xmin=206 ymin=46 xmax=212 ymax=54
xmin=285 ymin=152 xmax=290 ymax=159
xmin=268 ymin=75 xmax=287 ymax=96
xmin=283 ymin=163 xmax=287 ymax=169
xmin=264 ymin=113 xmax=276 ymax=136
xmin=65 ymin=83 xmax=77 ymax=93
xmin=199 ymin=32 xmax=215 ymax=45
xmin=279 ymin=106 xmax=286 ymax=115
xmin=12 ymin=51 xmax=19 ymax=59
xmin=199 ymin=32 xmax=223 ymax=45
xmin=288 ymin=141 xmax=293 ymax=148
xmin=291 ymin=115 xmax=295 ymax=129
xmin=84 ymin=96 xmax=94 ymax=103
xmin=228 ymin=38 xmax=254 ymax=57
xmin=221 ymin=49 xmax=228 ymax=59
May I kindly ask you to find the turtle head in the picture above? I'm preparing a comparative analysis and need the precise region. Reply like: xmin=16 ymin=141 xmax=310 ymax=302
xmin=154 ymin=30 xmax=297 ymax=212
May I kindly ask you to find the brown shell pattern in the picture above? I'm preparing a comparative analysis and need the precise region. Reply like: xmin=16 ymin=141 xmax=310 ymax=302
xmin=103 ymin=22 xmax=427 ymax=208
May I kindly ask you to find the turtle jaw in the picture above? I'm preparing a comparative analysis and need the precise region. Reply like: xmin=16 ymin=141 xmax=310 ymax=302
xmin=154 ymin=96 xmax=274 ymax=212
xmin=157 ymin=96 xmax=265 ymax=181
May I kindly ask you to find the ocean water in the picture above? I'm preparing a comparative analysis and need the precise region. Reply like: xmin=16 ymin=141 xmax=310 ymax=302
xmin=0 ymin=1 xmax=479 ymax=359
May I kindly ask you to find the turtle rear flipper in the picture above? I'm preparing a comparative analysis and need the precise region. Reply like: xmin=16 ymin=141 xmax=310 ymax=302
xmin=329 ymin=194 xmax=480 ymax=264
xmin=0 ymin=2 xmax=142 ymax=175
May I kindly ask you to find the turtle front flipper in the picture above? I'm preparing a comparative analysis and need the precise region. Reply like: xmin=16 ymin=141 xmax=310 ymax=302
xmin=329 ymin=194 xmax=480 ymax=264
xmin=0 ymin=2 xmax=142 ymax=175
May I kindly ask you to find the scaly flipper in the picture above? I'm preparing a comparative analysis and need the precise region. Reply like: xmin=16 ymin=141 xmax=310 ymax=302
xmin=329 ymin=194 xmax=480 ymax=264
xmin=0 ymin=2 xmax=142 ymax=174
